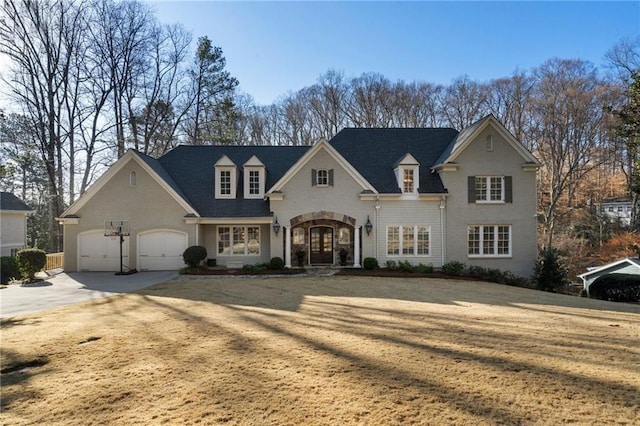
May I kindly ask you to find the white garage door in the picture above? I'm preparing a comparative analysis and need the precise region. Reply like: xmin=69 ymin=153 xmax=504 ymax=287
xmin=78 ymin=230 xmax=129 ymax=271
xmin=138 ymin=230 xmax=187 ymax=271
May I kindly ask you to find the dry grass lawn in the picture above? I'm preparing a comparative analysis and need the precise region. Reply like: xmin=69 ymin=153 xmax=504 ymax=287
xmin=1 ymin=276 xmax=639 ymax=425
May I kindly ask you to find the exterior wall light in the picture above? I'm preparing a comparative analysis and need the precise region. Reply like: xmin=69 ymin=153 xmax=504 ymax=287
xmin=273 ymin=216 xmax=281 ymax=236
xmin=365 ymin=215 xmax=373 ymax=235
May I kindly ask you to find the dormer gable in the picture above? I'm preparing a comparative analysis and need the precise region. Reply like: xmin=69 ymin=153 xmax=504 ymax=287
xmin=243 ymin=155 xmax=265 ymax=199
xmin=214 ymin=154 xmax=237 ymax=199
xmin=394 ymin=153 xmax=420 ymax=195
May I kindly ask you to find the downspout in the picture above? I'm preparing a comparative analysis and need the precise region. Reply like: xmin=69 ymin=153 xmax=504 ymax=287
xmin=375 ymin=198 xmax=380 ymax=259
xmin=440 ymin=196 xmax=446 ymax=267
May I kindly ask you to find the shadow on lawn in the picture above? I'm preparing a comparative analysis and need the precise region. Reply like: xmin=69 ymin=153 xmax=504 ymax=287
xmin=137 ymin=275 xmax=640 ymax=318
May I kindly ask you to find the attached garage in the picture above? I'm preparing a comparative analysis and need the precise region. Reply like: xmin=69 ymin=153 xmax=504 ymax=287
xmin=138 ymin=230 xmax=188 ymax=271
xmin=78 ymin=230 xmax=129 ymax=271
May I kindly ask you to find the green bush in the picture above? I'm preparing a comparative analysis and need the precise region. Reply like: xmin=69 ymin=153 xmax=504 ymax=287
xmin=414 ymin=263 xmax=434 ymax=274
xmin=16 ymin=248 xmax=46 ymax=281
xmin=1 ymin=256 xmax=20 ymax=284
xmin=442 ymin=261 xmax=465 ymax=276
xmin=533 ymin=247 xmax=569 ymax=292
xmin=182 ymin=245 xmax=207 ymax=268
xmin=589 ymin=274 xmax=640 ymax=303
xmin=398 ymin=260 xmax=414 ymax=273
xmin=385 ymin=260 xmax=398 ymax=271
xmin=363 ymin=257 xmax=378 ymax=270
xmin=269 ymin=257 xmax=285 ymax=270
xmin=243 ymin=263 xmax=268 ymax=273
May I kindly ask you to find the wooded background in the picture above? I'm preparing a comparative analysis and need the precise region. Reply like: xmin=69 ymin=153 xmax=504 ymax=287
xmin=1 ymin=0 xmax=639 ymax=271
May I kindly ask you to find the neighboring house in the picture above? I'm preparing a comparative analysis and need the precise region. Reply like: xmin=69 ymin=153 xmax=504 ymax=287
xmin=0 ymin=192 xmax=33 ymax=256
xmin=578 ymin=258 xmax=640 ymax=295
xmin=598 ymin=197 xmax=633 ymax=226
xmin=58 ymin=115 xmax=540 ymax=276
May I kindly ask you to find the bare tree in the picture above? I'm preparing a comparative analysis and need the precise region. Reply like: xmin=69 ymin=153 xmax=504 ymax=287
xmin=439 ymin=75 xmax=490 ymax=130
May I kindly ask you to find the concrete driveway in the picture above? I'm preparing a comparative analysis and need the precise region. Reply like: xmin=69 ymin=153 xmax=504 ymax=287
xmin=0 ymin=271 xmax=179 ymax=318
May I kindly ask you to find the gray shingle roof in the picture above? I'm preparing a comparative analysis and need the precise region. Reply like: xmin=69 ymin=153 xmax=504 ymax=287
xmin=157 ymin=145 xmax=309 ymax=217
xmin=1 ymin=192 xmax=32 ymax=211
xmin=329 ymin=128 xmax=459 ymax=193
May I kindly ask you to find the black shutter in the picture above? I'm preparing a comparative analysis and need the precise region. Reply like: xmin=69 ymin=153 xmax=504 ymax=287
xmin=328 ymin=169 xmax=334 ymax=186
xmin=505 ymin=176 xmax=512 ymax=203
xmin=311 ymin=169 xmax=317 ymax=186
xmin=468 ymin=176 xmax=476 ymax=203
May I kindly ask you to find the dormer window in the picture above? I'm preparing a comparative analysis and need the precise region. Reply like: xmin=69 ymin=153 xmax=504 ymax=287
xmin=220 ymin=170 xmax=231 ymax=195
xmin=403 ymin=169 xmax=414 ymax=193
xmin=214 ymin=155 xmax=237 ymax=199
xmin=243 ymin=155 xmax=265 ymax=199
xmin=395 ymin=153 xmax=419 ymax=195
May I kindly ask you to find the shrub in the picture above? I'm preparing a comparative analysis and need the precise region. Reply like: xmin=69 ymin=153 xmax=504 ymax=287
xmin=1 ymin=256 xmax=20 ymax=284
xmin=243 ymin=263 xmax=267 ymax=274
xmin=442 ymin=261 xmax=465 ymax=276
xmin=363 ymin=257 xmax=378 ymax=270
xmin=16 ymin=248 xmax=46 ymax=281
xmin=398 ymin=260 xmax=414 ymax=273
xmin=414 ymin=263 xmax=434 ymax=274
xmin=385 ymin=260 xmax=398 ymax=271
xmin=269 ymin=257 xmax=285 ymax=270
xmin=533 ymin=247 xmax=570 ymax=292
xmin=589 ymin=274 xmax=640 ymax=303
xmin=183 ymin=245 xmax=207 ymax=268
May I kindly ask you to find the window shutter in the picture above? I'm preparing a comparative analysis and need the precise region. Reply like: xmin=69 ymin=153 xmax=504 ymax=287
xmin=468 ymin=176 xmax=476 ymax=203
xmin=311 ymin=169 xmax=317 ymax=186
xmin=328 ymin=169 xmax=334 ymax=186
xmin=505 ymin=176 xmax=512 ymax=203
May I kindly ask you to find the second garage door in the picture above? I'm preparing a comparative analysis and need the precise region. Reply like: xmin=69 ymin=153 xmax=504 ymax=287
xmin=138 ymin=230 xmax=187 ymax=271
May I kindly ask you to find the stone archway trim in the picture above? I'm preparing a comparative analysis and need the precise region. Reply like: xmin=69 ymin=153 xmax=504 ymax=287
xmin=289 ymin=211 xmax=356 ymax=227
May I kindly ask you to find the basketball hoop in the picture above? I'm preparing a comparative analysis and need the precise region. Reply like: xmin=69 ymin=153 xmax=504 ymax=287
xmin=104 ymin=220 xmax=130 ymax=237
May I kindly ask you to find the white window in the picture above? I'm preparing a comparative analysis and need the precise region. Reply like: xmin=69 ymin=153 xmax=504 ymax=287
xmin=293 ymin=228 xmax=305 ymax=244
xmin=218 ymin=226 xmax=260 ymax=256
xmin=486 ymin=135 xmax=494 ymax=152
xmin=403 ymin=169 xmax=414 ymax=193
xmin=475 ymin=176 xmax=504 ymax=202
xmin=338 ymin=227 xmax=350 ymax=244
xmin=220 ymin=171 xmax=231 ymax=195
xmin=129 ymin=171 xmax=137 ymax=187
xmin=317 ymin=169 xmax=329 ymax=186
xmin=468 ymin=225 xmax=511 ymax=257
xmin=387 ymin=225 xmax=430 ymax=256
xmin=248 ymin=170 xmax=260 ymax=195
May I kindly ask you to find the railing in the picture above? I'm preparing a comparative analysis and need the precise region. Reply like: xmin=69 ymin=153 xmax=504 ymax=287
xmin=44 ymin=252 xmax=64 ymax=271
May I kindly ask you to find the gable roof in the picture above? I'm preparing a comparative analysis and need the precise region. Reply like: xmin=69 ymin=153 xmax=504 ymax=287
xmin=578 ymin=257 xmax=640 ymax=291
xmin=434 ymin=114 xmax=539 ymax=169
xmin=329 ymin=127 xmax=459 ymax=193
xmin=267 ymin=139 xmax=378 ymax=194
xmin=159 ymin=145 xmax=309 ymax=217
xmin=0 ymin=192 xmax=33 ymax=212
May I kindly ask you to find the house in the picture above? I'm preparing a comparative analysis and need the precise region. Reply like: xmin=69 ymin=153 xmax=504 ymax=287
xmin=578 ymin=258 xmax=640 ymax=295
xmin=1 ymin=192 xmax=33 ymax=256
xmin=598 ymin=196 xmax=633 ymax=226
xmin=58 ymin=115 xmax=540 ymax=277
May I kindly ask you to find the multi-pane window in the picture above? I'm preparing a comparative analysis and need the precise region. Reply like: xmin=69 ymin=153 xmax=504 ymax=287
xmin=220 ymin=170 xmax=231 ymax=195
xmin=387 ymin=225 xmax=430 ymax=256
xmin=387 ymin=226 xmax=400 ymax=255
xmin=417 ymin=226 xmax=430 ymax=255
xmin=468 ymin=225 xmax=511 ymax=257
xmin=218 ymin=226 xmax=260 ymax=256
xmin=317 ymin=169 xmax=329 ymax=186
xmin=403 ymin=169 xmax=414 ymax=193
xmin=293 ymin=228 xmax=305 ymax=244
xmin=475 ymin=176 xmax=504 ymax=202
xmin=248 ymin=170 xmax=260 ymax=195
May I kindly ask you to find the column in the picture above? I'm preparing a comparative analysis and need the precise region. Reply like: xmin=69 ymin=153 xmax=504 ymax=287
xmin=353 ymin=226 xmax=361 ymax=268
xmin=285 ymin=226 xmax=291 ymax=268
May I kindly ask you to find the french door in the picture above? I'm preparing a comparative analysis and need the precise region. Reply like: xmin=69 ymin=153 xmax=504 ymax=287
xmin=310 ymin=226 xmax=333 ymax=264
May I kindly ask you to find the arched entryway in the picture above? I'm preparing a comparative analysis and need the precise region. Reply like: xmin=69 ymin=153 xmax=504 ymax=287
xmin=286 ymin=211 xmax=360 ymax=267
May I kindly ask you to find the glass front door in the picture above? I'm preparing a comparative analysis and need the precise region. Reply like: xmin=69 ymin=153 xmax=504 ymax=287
xmin=310 ymin=226 xmax=333 ymax=264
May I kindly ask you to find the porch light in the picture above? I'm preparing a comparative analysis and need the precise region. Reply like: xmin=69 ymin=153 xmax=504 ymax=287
xmin=365 ymin=215 xmax=373 ymax=235
xmin=273 ymin=216 xmax=281 ymax=236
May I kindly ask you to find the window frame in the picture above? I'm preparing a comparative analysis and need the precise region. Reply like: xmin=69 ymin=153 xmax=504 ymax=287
xmin=386 ymin=225 xmax=430 ymax=257
xmin=219 ymin=170 xmax=232 ymax=196
xmin=475 ymin=176 xmax=505 ymax=203
xmin=217 ymin=225 xmax=261 ymax=256
xmin=317 ymin=169 xmax=329 ymax=187
xmin=467 ymin=225 xmax=512 ymax=258
xmin=403 ymin=169 xmax=414 ymax=193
